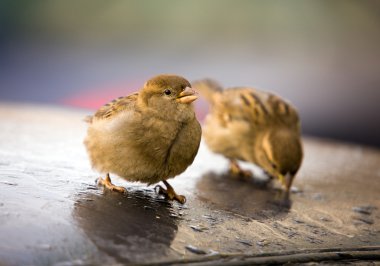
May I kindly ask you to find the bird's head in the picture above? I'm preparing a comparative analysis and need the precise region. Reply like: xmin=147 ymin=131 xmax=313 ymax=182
xmin=139 ymin=74 xmax=198 ymax=121
xmin=258 ymin=129 xmax=303 ymax=191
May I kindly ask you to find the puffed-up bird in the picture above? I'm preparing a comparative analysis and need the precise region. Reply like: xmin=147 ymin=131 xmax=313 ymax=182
xmin=84 ymin=74 xmax=201 ymax=203
xmin=194 ymin=79 xmax=303 ymax=192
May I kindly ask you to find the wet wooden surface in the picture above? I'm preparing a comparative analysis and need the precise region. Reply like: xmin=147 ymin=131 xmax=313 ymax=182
xmin=0 ymin=103 xmax=379 ymax=265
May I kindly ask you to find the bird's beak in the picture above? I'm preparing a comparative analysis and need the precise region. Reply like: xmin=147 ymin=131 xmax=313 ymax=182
xmin=176 ymin=87 xmax=198 ymax=104
xmin=284 ymin=173 xmax=293 ymax=192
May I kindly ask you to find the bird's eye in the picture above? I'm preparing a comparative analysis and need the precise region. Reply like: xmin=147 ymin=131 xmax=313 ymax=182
xmin=164 ymin=89 xmax=172 ymax=95
xmin=271 ymin=162 xmax=277 ymax=169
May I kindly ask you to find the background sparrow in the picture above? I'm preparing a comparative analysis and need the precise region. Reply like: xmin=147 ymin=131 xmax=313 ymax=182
xmin=194 ymin=79 xmax=302 ymax=191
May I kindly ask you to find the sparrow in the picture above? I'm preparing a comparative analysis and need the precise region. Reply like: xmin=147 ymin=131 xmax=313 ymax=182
xmin=84 ymin=74 xmax=201 ymax=204
xmin=193 ymin=79 xmax=303 ymax=192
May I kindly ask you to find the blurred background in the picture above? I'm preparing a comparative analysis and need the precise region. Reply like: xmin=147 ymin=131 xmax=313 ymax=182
xmin=0 ymin=0 xmax=379 ymax=147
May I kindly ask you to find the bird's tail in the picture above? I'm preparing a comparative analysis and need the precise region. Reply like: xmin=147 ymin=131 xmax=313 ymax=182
xmin=192 ymin=78 xmax=223 ymax=103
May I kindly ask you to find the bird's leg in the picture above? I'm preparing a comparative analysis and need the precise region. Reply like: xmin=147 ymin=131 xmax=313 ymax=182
xmin=277 ymin=173 xmax=294 ymax=192
xmin=155 ymin=180 xmax=186 ymax=204
xmin=229 ymin=159 xmax=252 ymax=181
xmin=284 ymin=173 xmax=294 ymax=192
xmin=97 ymin=173 xmax=126 ymax=193
xmin=278 ymin=174 xmax=286 ymax=188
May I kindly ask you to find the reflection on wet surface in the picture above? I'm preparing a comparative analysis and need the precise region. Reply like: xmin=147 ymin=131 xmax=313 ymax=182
xmin=196 ymin=172 xmax=291 ymax=220
xmin=73 ymin=189 xmax=179 ymax=264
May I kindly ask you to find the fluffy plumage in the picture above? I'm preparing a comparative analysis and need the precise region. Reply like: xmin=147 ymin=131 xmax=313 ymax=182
xmin=194 ymin=79 xmax=302 ymax=191
xmin=84 ymin=74 xmax=201 ymax=203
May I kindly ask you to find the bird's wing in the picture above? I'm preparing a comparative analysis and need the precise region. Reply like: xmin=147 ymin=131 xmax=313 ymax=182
xmin=86 ymin=93 xmax=139 ymax=123
xmin=214 ymin=87 xmax=300 ymax=130
xmin=265 ymin=93 xmax=300 ymax=128
xmin=209 ymin=88 xmax=259 ymax=133
xmin=214 ymin=87 xmax=270 ymax=127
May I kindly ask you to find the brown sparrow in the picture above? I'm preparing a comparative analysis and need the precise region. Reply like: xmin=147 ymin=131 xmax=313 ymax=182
xmin=193 ymin=79 xmax=303 ymax=191
xmin=84 ymin=74 xmax=201 ymax=203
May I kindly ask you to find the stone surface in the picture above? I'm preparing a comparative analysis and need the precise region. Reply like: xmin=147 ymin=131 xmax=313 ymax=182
xmin=0 ymin=103 xmax=379 ymax=265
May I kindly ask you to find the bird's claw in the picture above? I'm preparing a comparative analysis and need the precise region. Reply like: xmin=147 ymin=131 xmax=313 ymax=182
xmin=154 ymin=185 xmax=165 ymax=195
xmin=97 ymin=175 xmax=126 ymax=194
xmin=229 ymin=160 xmax=253 ymax=181
xmin=155 ymin=184 xmax=186 ymax=204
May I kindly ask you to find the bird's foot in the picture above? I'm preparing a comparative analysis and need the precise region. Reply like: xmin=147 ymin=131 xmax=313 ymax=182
xmin=229 ymin=160 xmax=253 ymax=181
xmin=155 ymin=180 xmax=186 ymax=204
xmin=278 ymin=174 xmax=293 ymax=192
xmin=97 ymin=174 xmax=126 ymax=193
xmin=278 ymin=175 xmax=286 ymax=189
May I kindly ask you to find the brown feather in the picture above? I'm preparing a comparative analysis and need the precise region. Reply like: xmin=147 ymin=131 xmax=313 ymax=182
xmin=93 ymin=93 xmax=138 ymax=120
